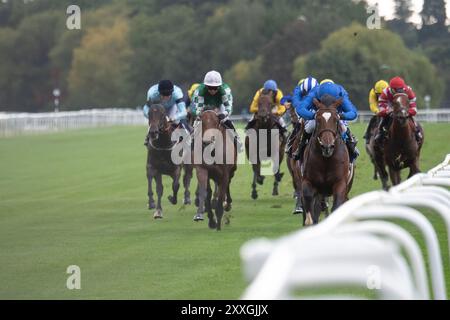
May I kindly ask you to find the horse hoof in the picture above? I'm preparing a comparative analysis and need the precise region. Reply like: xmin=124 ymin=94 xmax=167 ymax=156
xmin=224 ymin=203 xmax=232 ymax=212
xmin=148 ymin=202 xmax=156 ymax=210
xmin=193 ymin=213 xmax=204 ymax=221
xmin=272 ymin=190 xmax=279 ymax=196
xmin=251 ymin=192 xmax=258 ymax=200
xmin=305 ymin=213 xmax=313 ymax=226
xmin=153 ymin=210 xmax=163 ymax=219
xmin=184 ymin=198 xmax=191 ymax=205
xmin=256 ymin=176 xmax=265 ymax=185
xmin=168 ymin=195 xmax=177 ymax=205
xmin=208 ymin=219 xmax=217 ymax=229
xmin=224 ymin=215 xmax=231 ymax=225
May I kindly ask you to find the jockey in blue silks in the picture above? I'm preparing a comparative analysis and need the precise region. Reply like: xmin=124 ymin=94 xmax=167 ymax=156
xmin=142 ymin=80 xmax=190 ymax=146
xmin=293 ymin=82 xmax=360 ymax=163
xmin=284 ymin=76 xmax=319 ymax=157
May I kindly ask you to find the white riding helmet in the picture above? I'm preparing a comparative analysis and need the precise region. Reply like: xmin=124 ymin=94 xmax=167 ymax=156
xmin=204 ymin=70 xmax=223 ymax=87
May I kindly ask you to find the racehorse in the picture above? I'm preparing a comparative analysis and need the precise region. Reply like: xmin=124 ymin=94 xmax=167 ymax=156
xmin=301 ymin=95 xmax=354 ymax=226
xmin=146 ymin=104 xmax=193 ymax=218
xmin=286 ymin=106 xmax=304 ymax=214
xmin=365 ymin=116 xmax=382 ymax=181
xmin=245 ymin=90 xmax=286 ymax=200
xmin=192 ymin=110 xmax=237 ymax=231
xmin=373 ymin=93 xmax=424 ymax=189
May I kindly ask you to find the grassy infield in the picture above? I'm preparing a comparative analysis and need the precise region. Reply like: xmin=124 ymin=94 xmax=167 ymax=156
xmin=0 ymin=123 xmax=449 ymax=299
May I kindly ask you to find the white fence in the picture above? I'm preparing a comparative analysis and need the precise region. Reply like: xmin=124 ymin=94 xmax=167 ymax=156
xmin=240 ymin=154 xmax=450 ymax=300
xmin=1 ymin=108 xmax=450 ymax=137
xmin=0 ymin=109 xmax=146 ymax=137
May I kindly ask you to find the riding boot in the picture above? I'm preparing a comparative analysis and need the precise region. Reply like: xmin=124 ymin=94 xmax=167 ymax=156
xmin=293 ymin=131 xmax=311 ymax=162
xmin=411 ymin=118 xmax=423 ymax=143
xmin=286 ymin=123 xmax=300 ymax=157
xmin=345 ymin=128 xmax=359 ymax=163
xmin=245 ymin=117 xmax=256 ymax=131
xmin=223 ymin=119 xmax=243 ymax=153
xmin=374 ymin=116 xmax=389 ymax=145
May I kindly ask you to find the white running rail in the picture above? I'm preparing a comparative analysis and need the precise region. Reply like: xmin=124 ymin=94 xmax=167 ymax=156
xmin=241 ymin=154 xmax=450 ymax=300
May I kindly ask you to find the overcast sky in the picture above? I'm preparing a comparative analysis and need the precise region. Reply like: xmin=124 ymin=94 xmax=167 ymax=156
xmin=365 ymin=0 xmax=450 ymax=25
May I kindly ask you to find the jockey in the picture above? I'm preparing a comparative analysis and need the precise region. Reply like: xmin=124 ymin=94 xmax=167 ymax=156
xmin=363 ymin=80 xmax=388 ymax=144
xmin=186 ymin=83 xmax=200 ymax=109
xmin=285 ymin=76 xmax=318 ymax=157
xmin=245 ymin=80 xmax=287 ymax=136
xmin=191 ymin=70 xmax=242 ymax=151
xmin=374 ymin=76 xmax=421 ymax=144
xmin=143 ymin=80 xmax=188 ymax=146
xmin=294 ymin=82 xmax=360 ymax=163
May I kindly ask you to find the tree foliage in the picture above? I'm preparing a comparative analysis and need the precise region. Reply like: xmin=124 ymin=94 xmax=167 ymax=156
xmin=293 ymin=23 xmax=444 ymax=110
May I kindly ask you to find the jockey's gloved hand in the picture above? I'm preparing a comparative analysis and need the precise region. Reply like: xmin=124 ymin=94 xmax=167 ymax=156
xmin=338 ymin=113 xmax=345 ymax=120
xmin=218 ymin=113 xmax=226 ymax=123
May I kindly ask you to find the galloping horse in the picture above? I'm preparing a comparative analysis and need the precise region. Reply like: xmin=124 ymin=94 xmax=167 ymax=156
xmin=146 ymin=104 xmax=193 ymax=218
xmin=245 ymin=90 xmax=286 ymax=200
xmin=193 ymin=110 xmax=237 ymax=231
xmin=365 ymin=116 xmax=382 ymax=181
xmin=374 ymin=93 xmax=424 ymax=189
xmin=301 ymin=96 xmax=354 ymax=226
xmin=286 ymin=106 xmax=304 ymax=214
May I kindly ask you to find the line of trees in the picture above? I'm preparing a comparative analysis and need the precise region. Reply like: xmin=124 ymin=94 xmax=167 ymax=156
xmin=0 ymin=0 xmax=448 ymax=113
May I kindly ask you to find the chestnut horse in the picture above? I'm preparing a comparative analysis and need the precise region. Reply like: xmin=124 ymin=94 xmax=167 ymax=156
xmin=374 ymin=93 xmax=424 ymax=189
xmin=301 ymin=96 xmax=354 ymax=226
xmin=192 ymin=110 xmax=237 ymax=231
xmin=146 ymin=104 xmax=193 ymax=219
xmin=245 ymin=91 xmax=286 ymax=200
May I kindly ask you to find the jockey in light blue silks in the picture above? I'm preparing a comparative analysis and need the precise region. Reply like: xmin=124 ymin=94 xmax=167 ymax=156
xmin=293 ymin=82 xmax=360 ymax=163
xmin=143 ymin=80 xmax=190 ymax=146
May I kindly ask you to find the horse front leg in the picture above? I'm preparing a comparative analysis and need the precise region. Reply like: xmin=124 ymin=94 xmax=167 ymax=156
xmin=154 ymin=173 xmax=163 ymax=219
xmin=168 ymin=167 xmax=181 ymax=205
xmin=146 ymin=164 xmax=156 ymax=210
xmin=301 ymin=179 xmax=316 ymax=226
xmin=408 ymin=159 xmax=421 ymax=179
xmin=388 ymin=166 xmax=401 ymax=186
xmin=211 ymin=182 xmax=218 ymax=209
xmin=205 ymin=180 xmax=216 ymax=229
xmin=194 ymin=167 xmax=207 ymax=222
xmin=251 ymin=164 xmax=259 ymax=200
xmin=272 ymin=170 xmax=284 ymax=196
xmin=183 ymin=164 xmax=193 ymax=205
xmin=331 ymin=181 xmax=348 ymax=212
xmin=215 ymin=176 xmax=228 ymax=231
xmin=374 ymin=145 xmax=389 ymax=190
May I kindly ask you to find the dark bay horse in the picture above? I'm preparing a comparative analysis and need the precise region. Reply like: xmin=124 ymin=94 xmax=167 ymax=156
xmin=146 ymin=104 xmax=193 ymax=218
xmin=192 ymin=110 xmax=237 ymax=231
xmin=245 ymin=91 xmax=286 ymax=200
xmin=286 ymin=106 xmax=304 ymax=214
xmin=374 ymin=93 xmax=424 ymax=189
xmin=301 ymin=96 xmax=354 ymax=226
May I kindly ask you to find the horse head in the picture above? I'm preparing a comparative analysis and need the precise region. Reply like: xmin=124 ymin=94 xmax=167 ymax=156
xmin=313 ymin=95 xmax=343 ymax=158
xmin=392 ymin=93 xmax=409 ymax=127
xmin=197 ymin=109 xmax=221 ymax=146
xmin=256 ymin=89 xmax=275 ymax=127
xmin=148 ymin=104 xmax=169 ymax=140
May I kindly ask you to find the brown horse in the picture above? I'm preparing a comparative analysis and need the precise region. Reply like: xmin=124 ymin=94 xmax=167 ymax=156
xmin=374 ymin=93 xmax=424 ymax=189
xmin=365 ymin=115 xmax=382 ymax=181
xmin=286 ymin=106 xmax=304 ymax=214
xmin=146 ymin=104 xmax=193 ymax=218
xmin=301 ymin=96 xmax=354 ymax=226
xmin=192 ymin=110 xmax=237 ymax=231
xmin=245 ymin=91 xmax=286 ymax=200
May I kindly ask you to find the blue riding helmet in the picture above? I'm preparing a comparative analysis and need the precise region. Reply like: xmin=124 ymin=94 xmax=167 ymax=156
xmin=263 ymin=80 xmax=278 ymax=91
xmin=318 ymin=82 xmax=341 ymax=99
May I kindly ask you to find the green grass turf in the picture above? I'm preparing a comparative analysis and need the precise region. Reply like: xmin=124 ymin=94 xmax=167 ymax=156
xmin=0 ymin=123 xmax=449 ymax=299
